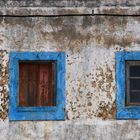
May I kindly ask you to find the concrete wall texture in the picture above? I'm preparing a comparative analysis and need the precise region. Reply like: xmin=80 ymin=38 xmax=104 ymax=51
xmin=0 ymin=0 xmax=140 ymax=140
xmin=0 ymin=0 xmax=140 ymax=7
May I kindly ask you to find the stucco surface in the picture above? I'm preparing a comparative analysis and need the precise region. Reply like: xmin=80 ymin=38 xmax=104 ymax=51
xmin=0 ymin=0 xmax=140 ymax=7
xmin=0 ymin=14 xmax=140 ymax=139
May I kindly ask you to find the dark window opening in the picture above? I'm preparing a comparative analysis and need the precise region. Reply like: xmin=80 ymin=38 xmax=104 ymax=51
xmin=18 ymin=61 xmax=56 ymax=107
xmin=126 ymin=61 xmax=140 ymax=106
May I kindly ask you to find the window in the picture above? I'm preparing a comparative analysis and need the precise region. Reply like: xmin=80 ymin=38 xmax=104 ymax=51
xmin=9 ymin=52 xmax=66 ymax=121
xmin=116 ymin=52 xmax=140 ymax=119
xmin=126 ymin=61 xmax=140 ymax=106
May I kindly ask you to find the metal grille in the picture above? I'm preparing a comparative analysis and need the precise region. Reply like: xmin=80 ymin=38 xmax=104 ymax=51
xmin=126 ymin=61 xmax=140 ymax=106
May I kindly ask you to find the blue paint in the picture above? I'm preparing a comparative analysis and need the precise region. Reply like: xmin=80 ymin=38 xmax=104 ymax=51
xmin=9 ymin=52 xmax=66 ymax=121
xmin=116 ymin=51 xmax=140 ymax=119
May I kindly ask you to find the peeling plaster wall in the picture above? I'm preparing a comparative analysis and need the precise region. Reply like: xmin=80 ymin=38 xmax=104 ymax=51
xmin=0 ymin=5 xmax=140 ymax=140
xmin=1 ymin=0 xmax=140 ymax=7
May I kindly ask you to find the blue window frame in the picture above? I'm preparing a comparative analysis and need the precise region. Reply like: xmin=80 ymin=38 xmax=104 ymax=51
xmin=9 ymin=52 xmax=66 ymax=121
xmin=116 ymin=51 xmax=140 ymax=119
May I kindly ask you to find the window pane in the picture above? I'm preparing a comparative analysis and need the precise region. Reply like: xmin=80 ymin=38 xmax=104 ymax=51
xmin=130 ymin=65 xmax=140 ymax=77
xmin=130 ymin=91 xmax=140 ymax=103
xmin=130 ymin=79 xmax=140 ymax=90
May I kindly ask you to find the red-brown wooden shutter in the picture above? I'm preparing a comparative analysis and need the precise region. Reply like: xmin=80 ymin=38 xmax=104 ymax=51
xmin=18 ymin=61 xmax=56 ymax=107
xmin=19 ymin=63 xmax=28 ymax=106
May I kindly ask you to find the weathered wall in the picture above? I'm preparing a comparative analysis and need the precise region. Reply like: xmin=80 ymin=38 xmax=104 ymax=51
xmin=0 ymin=0 xmax=140 ymax=7
xmin=0 ymin=4 xmax=140 ymax=140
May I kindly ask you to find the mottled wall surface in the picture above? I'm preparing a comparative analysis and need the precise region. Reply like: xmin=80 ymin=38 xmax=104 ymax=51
xmin=0 ymin=3 xmax=140 ymax=140
xmin=0 ymin=51 xmax=9 ymax=120
xmin=0 ymin=0 xmax=140 ymax=7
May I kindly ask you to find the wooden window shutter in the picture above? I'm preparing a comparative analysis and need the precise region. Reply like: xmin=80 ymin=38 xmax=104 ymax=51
xmin=18 ymin=61 xmax=56 ymax=107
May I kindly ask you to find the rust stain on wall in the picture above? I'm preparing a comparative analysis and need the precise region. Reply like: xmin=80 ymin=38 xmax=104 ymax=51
xmin=94 ymin=65 xmax=114 ymax=93
xmin=90 ymin=65 xmax=116 ymax=119
xmin=96 ymin=101 xmax=116 ymax=120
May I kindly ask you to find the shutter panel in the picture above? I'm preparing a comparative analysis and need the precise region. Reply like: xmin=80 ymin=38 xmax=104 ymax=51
xmin=19 ymin=63 xmax=28 ymax=106
xmin=38 ymin=62 xmax=55 ymax=106
xmin=28 ymin=64 xmax=38 ymax=106
xmin=47 ymin=62 xmax=55 ymax=106
xmin=19 ymin=61 xmax=56 ymax=107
